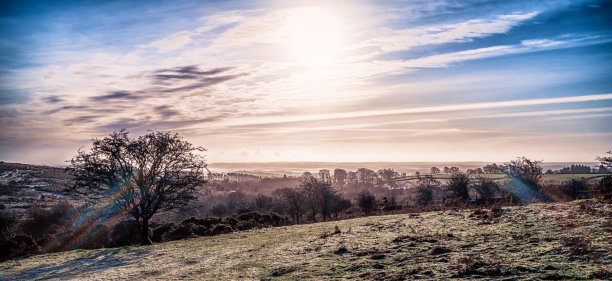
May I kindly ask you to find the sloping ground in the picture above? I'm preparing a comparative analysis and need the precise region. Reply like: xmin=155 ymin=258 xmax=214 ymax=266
xmin=1 ymin=200 xmax=611 ymax=280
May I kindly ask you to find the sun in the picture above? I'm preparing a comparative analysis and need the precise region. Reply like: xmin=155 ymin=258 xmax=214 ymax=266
xmin=283 ymin=7 xmax=347 ymax=66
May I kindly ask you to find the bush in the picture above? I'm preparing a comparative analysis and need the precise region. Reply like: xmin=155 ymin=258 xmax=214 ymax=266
xmin=80 ymin=224 xmax=112 ymax=249
xmin=237 ymin=211 xmax=262 ymax=222
xmin=416 ymin=175 xmax=439 ymax=205
xmin=222 ymin=217 xmax=239 ymax=228
xmin=236 ymin=219 xmax=257 ymax=230
xmin=447 ymin=172 xmax=470 ymax=201
xmin=152 ymin=222 xmax=177 ymax=242
xmin=599 ymin=175 xmax=612 ymax=201
xmin=107 ymin=219 xmax=141 ymax=247
xmin=563 ymin=178 xmax=590 ymax=200
xmin=22 ymin=200 xmax=75 ymax=240
xmin=0 ymin=234 xmax=40 ymax=262
xmin=183 ymin=216 xmax=221 ymax=228
xmin=501 ymin=157 xmax=542 ymax=189
xmin=169 ymin=223 xmax=197 ymax=240
xmin=473 ymin=177 xmax=498 ymax=201
xmin=357 ymin=192 xmax=376 ymax=215
xmin=0 ymin=211 xmax=19 ymax=240
xmin=210 ymin=203 xmax=228 ymax=217
xmin=210 ymin=224 xmax=233 ymax=235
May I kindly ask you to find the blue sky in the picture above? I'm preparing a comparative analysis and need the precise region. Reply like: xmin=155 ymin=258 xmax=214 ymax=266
xmin=0 ymin=0 xmax=611 ymax=164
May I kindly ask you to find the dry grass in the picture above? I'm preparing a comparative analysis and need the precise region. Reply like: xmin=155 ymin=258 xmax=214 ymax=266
xmin=1 ymin=199 xmax=610 ymax=280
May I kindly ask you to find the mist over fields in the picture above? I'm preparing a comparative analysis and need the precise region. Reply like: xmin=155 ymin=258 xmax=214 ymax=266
xmin=208 ymin=161 xmax=601 ymax=177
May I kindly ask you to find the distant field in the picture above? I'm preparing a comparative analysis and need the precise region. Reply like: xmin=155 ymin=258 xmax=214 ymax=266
xmin=541 ymin=174 xmax=606 ymax=182
xmin=2 ymin=199 xmax=610 ymax=280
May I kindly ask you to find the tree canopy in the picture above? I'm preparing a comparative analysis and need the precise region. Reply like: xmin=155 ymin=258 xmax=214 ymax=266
xmin=67 ymin=130 xmax=207 ymax=244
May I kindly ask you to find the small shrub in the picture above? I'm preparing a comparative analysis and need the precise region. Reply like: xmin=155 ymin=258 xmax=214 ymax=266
xmin=106 ymin=219 xmax=141 ymax=247
xmin=415 ymin=175 xmax=439 ymax=205
xmin=183 ymin=216 xmax=221 ymax=228
xmin=357 ymin=192 xmax=376 ymax=215
xmin=210 ymin=204 xmax=228 ymax=217
xmin=0 ymin=211 xmax=19 ymax=240
xmin=270 ymin=266 xmax=297 ymax=277
xmin=222 ymin=217 xmax=238 ymax=227
xmin=237 ymin=211 xmax=262 ymax=222
xmin=80 ymin=224 xmax=112 ymax=249
xmin=236 ymin=219 xmax=258 ymax=230
xmin=599 ymin=175 xmax=612 ymax=200
xmin=455 ymin=255 xmax=505 ymax=277
xmin=151 ymin=222 xmax=177 ymax=242
xmin=22 ymin=200 xmax=75 ymax=239
xmin=562 ymin=235 xmax=594 ymax=255
xmin=501 ymin=157 xmax=543 ymax=190
xmin=473 ymin=177 xmax=498 ymax=201
xmin=210 ymin=224 xmax=232 ymax=235
xmin=562 ymin=178 xmax=590 ymax=200
xmin=447 ymin=172 xmax=470 ymax=201
xmin=170 ymin=223 xmax=197 ymax=240
xmin=0 ymin=234 xmax=40 ymax=262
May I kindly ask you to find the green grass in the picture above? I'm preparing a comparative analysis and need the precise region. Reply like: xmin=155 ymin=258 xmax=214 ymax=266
xmin=1 ymin=200 xmax=611 ymax=280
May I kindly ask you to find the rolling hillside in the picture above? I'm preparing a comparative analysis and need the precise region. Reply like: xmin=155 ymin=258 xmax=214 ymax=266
xmin=1 ymin=199 xmax=610 ymax=280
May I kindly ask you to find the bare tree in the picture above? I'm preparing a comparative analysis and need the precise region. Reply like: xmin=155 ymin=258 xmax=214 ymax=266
xmin=501 ymin=157 xmax=543 ymax=189
xmin=483 ymin=163 xmax=500 ymax=174
xmin=430 ymin=167 xmax=440 ymax=175
xmin=299 ymin=172 xmax=320 ymax=222
xmin=356 ymin=168 xmax=377 ymax=184
xmin=66 ymin=130 xmax=207 ymax=245
xmin=333 ymin=169 xmax=348 ymax=185
xmin=597 ymin=151 xmax=612 ymax=172
xmin=377 ymin=168 xmax=399 ymax=182
xmin=347 ymin=171 xmax=358 ymax=183
xmin=318 ymin=169 xmax=331 ymax=184
xmin=331 ymin=194 xmax=351 ymax=219
xmin=275 ymin=187 xmax=305 ymax=223
xmin=319 ymin=183 xmax=334 ymax=221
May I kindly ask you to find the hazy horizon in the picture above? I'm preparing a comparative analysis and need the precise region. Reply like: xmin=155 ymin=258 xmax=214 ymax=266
xmin=1 ymin=159 xmax=601 ymax=177
xmin=1 ymin=0 xmax=611 ymax=164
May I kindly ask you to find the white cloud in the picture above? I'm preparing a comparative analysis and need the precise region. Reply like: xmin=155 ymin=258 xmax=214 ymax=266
xmin=139 ymin=31 xmax=196 ymax=53
xmin=365 ymin=11 xmax=540 ymax=53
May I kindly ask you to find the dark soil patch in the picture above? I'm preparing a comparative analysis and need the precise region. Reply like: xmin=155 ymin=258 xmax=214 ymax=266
xmin=334 ymin=246 xmax=349 ymax=255
xmin=270 ymin=266 xmax=297 ymax=277
xmin=427 ymin=246 xmax=451 ymax=255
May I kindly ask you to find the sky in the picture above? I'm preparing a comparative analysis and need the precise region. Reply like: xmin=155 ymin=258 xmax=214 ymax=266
xmin=0 ymin=0 xmax=611 ymax=165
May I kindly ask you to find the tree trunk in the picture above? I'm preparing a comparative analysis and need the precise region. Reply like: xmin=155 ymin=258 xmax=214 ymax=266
xmin=140 ymin=218 xmax=153 ymax=245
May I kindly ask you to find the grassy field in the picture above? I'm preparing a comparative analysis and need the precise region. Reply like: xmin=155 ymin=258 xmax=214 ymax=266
xmin=1 ymin=199 xmax=611 ymax=280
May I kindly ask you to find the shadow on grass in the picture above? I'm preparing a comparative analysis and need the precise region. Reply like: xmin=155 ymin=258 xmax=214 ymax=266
xmin=4 ymin=247 xmax=150 ymax=280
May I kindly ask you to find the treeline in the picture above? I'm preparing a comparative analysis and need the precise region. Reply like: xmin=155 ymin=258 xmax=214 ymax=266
xmin=546 ymin=164 xmax=610 ymax=174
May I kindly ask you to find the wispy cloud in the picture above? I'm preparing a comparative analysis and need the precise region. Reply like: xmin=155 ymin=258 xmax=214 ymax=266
xmin=1 ymin=0 xmax=611 ymax=163
xmin=212 ymin=93 xmax=612 ymax=127
xmin=366 ymin=11 xmax=540 ymax=53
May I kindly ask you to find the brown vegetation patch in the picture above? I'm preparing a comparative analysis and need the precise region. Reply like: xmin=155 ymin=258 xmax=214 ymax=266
xmin=270 ymin=266 xmax=297 ymax=277
xmin=453 ymin=255 xmax=508 ymax=277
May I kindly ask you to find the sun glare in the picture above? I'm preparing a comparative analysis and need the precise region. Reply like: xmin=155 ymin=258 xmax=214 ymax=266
xmin=283 ymin=7 xmax=347 ymax=66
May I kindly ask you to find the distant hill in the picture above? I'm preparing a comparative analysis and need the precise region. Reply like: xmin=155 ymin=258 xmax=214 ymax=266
xmin=0 ymin=161 xmax=76 ymax=215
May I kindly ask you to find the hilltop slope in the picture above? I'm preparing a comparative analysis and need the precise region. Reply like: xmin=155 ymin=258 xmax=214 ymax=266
xmin=1 ymin=200 xmax=610 ymax=280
